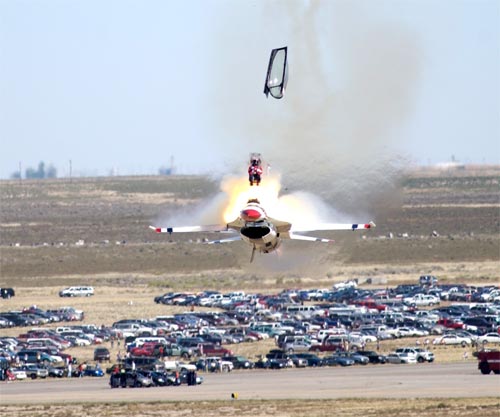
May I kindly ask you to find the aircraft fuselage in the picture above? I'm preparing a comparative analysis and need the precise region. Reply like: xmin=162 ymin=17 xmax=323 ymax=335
xmin=240 ymin=220 xmax=281 ymax=254
xmin=238 ymin=200 xmax=282 ymax=253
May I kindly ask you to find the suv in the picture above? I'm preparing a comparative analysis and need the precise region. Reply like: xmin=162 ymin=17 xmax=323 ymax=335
xmin=395 ymin=347 xmax=434 ymax=363
xmin=0 ymin=288 xmax=15 ymax=299
xmin=59 ymin=286 xmax=94 ymax=297
xmin=225 ymin=355 xmax=255 ymax=369
xmin=94 ymin=347 xmax=110 ymax=362
xmin=123 ymin=357 xmax=165 ymax=372
xmin=16 ymin=350 xmax=58 ymax=365
xmin=265 ymin=350 xmax=293 ymax=369
xmin=20 ymin=364 xmax=49 ymax=379
xmin=419 ymin=275 xmax=438 ymax=286
xmin=357 ymin=350 xmax=387 ymax=364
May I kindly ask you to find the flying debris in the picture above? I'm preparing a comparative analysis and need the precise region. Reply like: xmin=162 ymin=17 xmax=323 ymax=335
xmin=263 ymin=46 xmax=288 ymax=99
xmin=150 ymin=198 xmax=375 ymax=263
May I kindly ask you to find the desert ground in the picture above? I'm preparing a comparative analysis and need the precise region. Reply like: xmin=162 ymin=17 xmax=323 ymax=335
xmin=0 ymin=165 xmax=499 ymax=416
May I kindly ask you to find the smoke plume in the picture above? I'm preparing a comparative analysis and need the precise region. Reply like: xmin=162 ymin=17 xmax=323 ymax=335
xmin=205 ymin=1 xmax=421 ymax=217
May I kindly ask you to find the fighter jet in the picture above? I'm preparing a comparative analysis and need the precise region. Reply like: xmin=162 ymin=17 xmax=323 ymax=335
xmin=150 ymin=198 xmax=375 ymax=262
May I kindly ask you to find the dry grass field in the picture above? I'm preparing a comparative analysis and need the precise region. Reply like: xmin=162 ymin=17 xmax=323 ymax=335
xmin=0 ymin=166 xmax=499 ymax=416
xmin=1 ymin=398 xmax=499 ymax=417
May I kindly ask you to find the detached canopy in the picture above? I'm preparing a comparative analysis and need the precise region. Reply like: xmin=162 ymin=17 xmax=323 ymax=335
xmin=263 ymin=47 xmax=288 ymax=99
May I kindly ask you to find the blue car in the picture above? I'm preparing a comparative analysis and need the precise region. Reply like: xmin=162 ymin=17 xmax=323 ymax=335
xmin=81 ymin=365 xmax=104 ymax=377
xmin=322 ymin=355 xmax=355 ymax=366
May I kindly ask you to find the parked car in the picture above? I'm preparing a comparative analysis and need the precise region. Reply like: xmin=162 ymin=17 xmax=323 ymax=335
xmin=477 ymin=333 xmax=500 ymax=345
xmin=437 ymin=318 xmax=464 ymax=329
xmin=0 ymin=288 xmax=15 ymax=299
xmin=199 ymin=343 xmax=233 ymax=357
xmin=338 ymin=352 xmax=369 ymax=365
xmin=225 ymin=355 xmax=255 ymax=369
xmin=309 ymin=337 xmax=345 ymax=353
xmin=403 ymin=294 xmax=440 ymax=307
xmin=395 ymin=347 xmax=434 ymax=363
xmin=356 ymin=350 xmax=387 ymax=364
xmin=59 ymin=286 xmax=94 ymax=297
xmin=287 ymin=354 xmax=309 ymax=367
xmin=419 ymin=275 xmax=438 ymax=286
xmin=433 ymin=334 xmax=472 ymax=347
xmin=110 ymin=370 xmax=154 ymax=388
xmin=264 ymin=351 xmax=292 ymax=369
xmin=386 ymin=352 xmax=417 ymax=364
xmin=8 ymin=368 xmax=27 ymax=380
xmin=293 ymin=353 xmax=324 ymax=367
xmin=322 ymin=354 xmax=355 ymax=367
xmin=179 ymin=368 xmax=203 ymax=385
xmin=283 ymin=340 xmax=312 ymax=354
xmin=130 ymin=370 xmax=154 ymax=387
xmin=47 ymin=366 xmax=65 ymax=378
xmin=20 ymin=364 xmax=48 ymax=379
xmin=194 ymin=357 xmax=233 ymax=372
xmin=94 ymin=347 xmax=111 ymax=362
xmin=146 ymin=370 xmax=168 ymax=386
xmin=123 ymin=357 xmax=165 ymax=372
xmin=16 ymin=350 xmax=59 ymax=365
xmin=77 ymin=365 xmax=104 ymax=377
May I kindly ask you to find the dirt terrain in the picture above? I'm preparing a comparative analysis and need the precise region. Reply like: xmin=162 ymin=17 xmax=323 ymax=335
xmin=0 ymin=166 xmax=499 ymax=417
xmin=1 ymin=166 xmax=499 ymax=288
xmin=2 ymin=398 xmax=498 ymax=417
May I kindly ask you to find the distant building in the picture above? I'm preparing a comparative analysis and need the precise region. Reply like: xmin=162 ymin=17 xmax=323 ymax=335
xmin=435 ymin=155 xmax=465 ymax=170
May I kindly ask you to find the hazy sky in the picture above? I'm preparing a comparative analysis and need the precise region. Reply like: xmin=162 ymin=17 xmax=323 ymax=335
xmin=1 ymin=0 xmax=499 ymax=179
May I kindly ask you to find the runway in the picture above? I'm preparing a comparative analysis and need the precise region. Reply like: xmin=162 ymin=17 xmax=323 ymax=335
xmin=1 ymin=362 xmax=498 ymax=404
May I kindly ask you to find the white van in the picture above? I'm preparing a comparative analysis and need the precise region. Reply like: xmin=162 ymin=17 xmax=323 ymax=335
xmin=59 ymin=286 xmax=94 ymax=297
xmin=129 ymin=336 xmax=168 ymax=347
xmin=112 ymin=323 xmax=157 ymax=338
xmin=26 ymin=338 xmax=64 ymax=350
xmin=285 ymin=305 xmax=321 ymax=319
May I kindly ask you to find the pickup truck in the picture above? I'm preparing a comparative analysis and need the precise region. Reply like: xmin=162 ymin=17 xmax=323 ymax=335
xmin=130 ymin=342 xmax=195 ymax=359
xmin=199 ymin=343 xmax=233 ymax=357
xmin=403 ymin=294 xmax=440 ymax=307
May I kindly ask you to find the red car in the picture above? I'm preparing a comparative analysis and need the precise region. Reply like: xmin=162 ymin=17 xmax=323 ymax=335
xmin=199 ymin=343 xmax=233 ymax=357
xmin=437 ymin=318 xmax=464 ymax=329
xmin=309 ymin=337 xmax=345 ymax=353
xmin=353 ymin=300 xmax=387 ymax=312
xmin=130 ymin=343 xmax=159 ymax=357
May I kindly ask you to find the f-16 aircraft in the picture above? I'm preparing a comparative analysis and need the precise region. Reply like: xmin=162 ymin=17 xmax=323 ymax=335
xmin=150 ymin=198 xmax=375 ymax=262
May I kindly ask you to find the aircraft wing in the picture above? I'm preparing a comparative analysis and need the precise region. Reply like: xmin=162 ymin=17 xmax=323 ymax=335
xmin=267 ymin=218 xmax=292 ymax=234
xmin=206 ymin=236 xmax=242 ymax=244
xmin=288 ymin=233 xmax=334 ymax=243
xmin=290 ymin=221 xmax=376 ymax=233
xmin=149 ymin=224 xmax=231 ymax=234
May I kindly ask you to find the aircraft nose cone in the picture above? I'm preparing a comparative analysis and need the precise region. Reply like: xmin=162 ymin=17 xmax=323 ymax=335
xmin=241 ymin=209 xmax=262 ymax=221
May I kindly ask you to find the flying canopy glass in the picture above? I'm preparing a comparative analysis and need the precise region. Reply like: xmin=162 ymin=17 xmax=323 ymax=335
xmin=263 ymin=47 xmax=288 ymax=99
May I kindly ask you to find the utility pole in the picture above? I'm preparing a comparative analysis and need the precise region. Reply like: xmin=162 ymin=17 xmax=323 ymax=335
xmin=69 ymin=159 xmax=72 ymax=183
